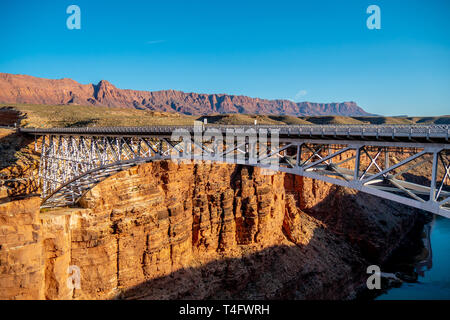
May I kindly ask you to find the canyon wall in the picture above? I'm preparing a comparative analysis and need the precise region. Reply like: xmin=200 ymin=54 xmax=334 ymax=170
xmin=0 ymin=160 xmax=422 ymax=300
xmin=0 ymin=73 xmax=371 ymax=116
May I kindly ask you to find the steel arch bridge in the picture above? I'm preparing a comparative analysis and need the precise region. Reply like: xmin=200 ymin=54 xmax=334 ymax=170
xmin=20 ymin=124 xmax=450 ymax=218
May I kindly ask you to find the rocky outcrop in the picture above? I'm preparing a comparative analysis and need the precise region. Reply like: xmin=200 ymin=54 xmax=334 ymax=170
xmin=0 ymin=107 xmax=25 ymax=126
xmin=0 ymin=197 xmax=44 ymax=299
xmin=0 ymin=73 xmax=372 ymax=116
xmin=0 ymin=129 xmax=40 ymax=201
xmin=0 ymin=160 xmax=422 ymax=300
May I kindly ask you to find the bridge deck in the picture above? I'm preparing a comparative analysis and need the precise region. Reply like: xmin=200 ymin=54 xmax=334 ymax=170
xmin=19 ymin=124 xmax=450 ymax=217
xmin=20 ymin=124 xmax=450 ymax=144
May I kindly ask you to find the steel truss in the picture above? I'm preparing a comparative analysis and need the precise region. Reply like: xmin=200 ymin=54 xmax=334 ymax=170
xmin=35 ymin=130 xmax=450 ymax=217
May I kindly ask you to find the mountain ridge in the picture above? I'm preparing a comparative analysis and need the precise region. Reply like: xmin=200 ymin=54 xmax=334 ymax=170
xmin=0 ymin=73 xmax=373 ymax=116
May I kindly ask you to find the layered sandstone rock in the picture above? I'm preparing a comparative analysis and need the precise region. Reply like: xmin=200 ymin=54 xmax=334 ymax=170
xmin=0 ymin=197 xmax=44 ymax=299
xmin=0 ymin=73 xmax=371 ymax=116
xmin=0 ymin=129 xmax=40 ymax=200
xmin=0 ymin=160 xmax=423 ymax=300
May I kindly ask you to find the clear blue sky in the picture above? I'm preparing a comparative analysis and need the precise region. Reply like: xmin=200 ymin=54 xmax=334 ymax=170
xmin=0 ymin=0 xmax=449 ymax=116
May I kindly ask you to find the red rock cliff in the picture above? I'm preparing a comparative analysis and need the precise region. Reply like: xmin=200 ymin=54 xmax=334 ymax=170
xmin=0 ymin=160 xmax=421 ymax=300
xmin=0 ymin=73 xmax=371 ymax=116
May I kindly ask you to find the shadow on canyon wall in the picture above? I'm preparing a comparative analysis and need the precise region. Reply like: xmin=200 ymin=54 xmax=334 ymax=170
xmin=0 ymin=106 xmax=26 ymax=127
xmin=114 ymin=167 xmax=428 ymax=300
xmin=116 ymin=236 xmax=368 ymax=300
xmin=0 ymin=130 xmax=40 ymax=203
xmin=0 ymin=130 xmax=27 ymax=169
xmin=0 ymin=133 xmax=430 ymax=301
xmin=283 ymin=173 xmax=429 ymax=260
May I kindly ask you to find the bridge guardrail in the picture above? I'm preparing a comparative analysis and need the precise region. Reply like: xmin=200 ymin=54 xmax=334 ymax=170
xmin=19 ymin=124 xmax=450 ymax=142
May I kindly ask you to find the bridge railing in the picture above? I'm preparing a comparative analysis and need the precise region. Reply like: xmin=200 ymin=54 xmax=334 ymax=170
xmin=20 ymin=124 xmax=450 ymax=141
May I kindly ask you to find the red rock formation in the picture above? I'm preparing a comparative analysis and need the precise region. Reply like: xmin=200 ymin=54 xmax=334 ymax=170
xmin=0 ymin=73 xmax=372 ymax=116
xmin=0 ymin=107 xmax=25 ymax=126
xmin=0 ymin=160 xmax=422 ymax=300
xmin=0 ymin=197 xmax=44 ymax=299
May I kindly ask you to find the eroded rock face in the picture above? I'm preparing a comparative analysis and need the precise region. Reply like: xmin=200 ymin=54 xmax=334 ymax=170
xmin=0 ymin=197 xmax=44 ymax=299
xmin=0 ymin=73 xmax=371 ymax=116
xmin=0 ymin=129 xmax=40 ymax=200
xmin=0 ymin=107 xmax=25 ymax=126
xmin=0 ymin=161 xmax=422 ymax=300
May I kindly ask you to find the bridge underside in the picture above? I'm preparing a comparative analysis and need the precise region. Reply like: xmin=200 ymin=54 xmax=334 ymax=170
xmin=35 ymin=131 xmax=450 ymax=217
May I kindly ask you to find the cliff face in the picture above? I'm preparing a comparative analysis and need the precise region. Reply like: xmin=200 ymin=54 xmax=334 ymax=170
xmin=0 ymin=129 xmax=40 ymax=200
xmin=0 ymin=160 xmax=421 ymax=300
xmin=0 ymin=73 xmax=371 ymax=116
xmin=0 ymin=197 xmax=44 ymax=299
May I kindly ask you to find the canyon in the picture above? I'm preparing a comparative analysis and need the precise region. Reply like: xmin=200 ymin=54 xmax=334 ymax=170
xmin=0 ymin=130 xmax=426 ymax=299
xmin=0 ymin=73 xmax=371 ymax=117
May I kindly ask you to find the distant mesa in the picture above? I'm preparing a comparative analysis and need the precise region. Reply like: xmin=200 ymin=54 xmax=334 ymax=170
xmin=0 ymin=73 xmax=373 ymax=117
